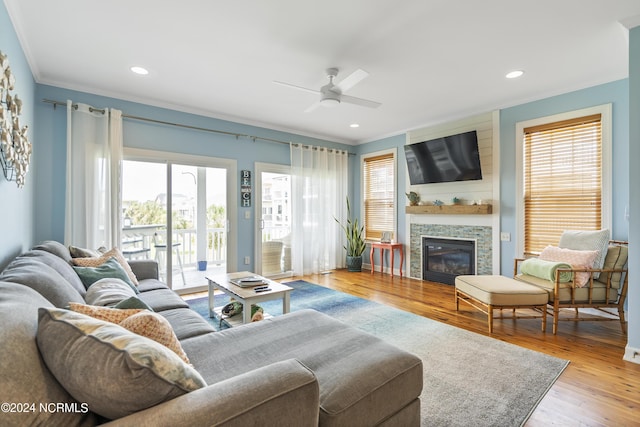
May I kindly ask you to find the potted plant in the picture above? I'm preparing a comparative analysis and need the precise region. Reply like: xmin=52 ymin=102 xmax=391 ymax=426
xmin=335 ymin=197 xmax=367 ymax=272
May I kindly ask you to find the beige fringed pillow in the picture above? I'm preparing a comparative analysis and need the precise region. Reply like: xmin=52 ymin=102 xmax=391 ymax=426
xmin=72 ymin=247 xmax=138 ymax=285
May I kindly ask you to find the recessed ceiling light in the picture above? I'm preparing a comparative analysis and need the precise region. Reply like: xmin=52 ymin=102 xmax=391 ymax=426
xmin=130 ymin=66 xmax=149 ymax=75
xmin=506 ymin=70 xmax=524 ymax=79
xmin=350 ymin=123 xmax=360 ymax=128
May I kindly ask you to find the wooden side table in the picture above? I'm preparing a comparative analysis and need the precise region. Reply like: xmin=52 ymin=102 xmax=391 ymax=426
xmin=370 ymin=242 xmax=404 ymax=277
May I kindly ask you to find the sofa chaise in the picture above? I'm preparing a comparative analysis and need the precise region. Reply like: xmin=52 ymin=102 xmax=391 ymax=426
xmin=0 ymin=240 xmax=423 ymax=426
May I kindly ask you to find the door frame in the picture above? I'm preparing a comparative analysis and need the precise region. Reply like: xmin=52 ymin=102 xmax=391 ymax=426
xmin=124 ymin=148 xmax=238 ymax=292
xmin=254 ymin=162 xmax=293 ymax=278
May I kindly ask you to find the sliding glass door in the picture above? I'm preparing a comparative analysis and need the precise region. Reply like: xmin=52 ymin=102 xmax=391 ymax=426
xmin=255 ymin=163 xmax=293 ymax=278
xmin=122 ymin=151 xmax=236 ymax=293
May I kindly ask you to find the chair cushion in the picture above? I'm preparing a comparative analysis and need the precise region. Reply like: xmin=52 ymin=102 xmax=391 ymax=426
xmin=515 ymin=274 xmax=619 ymax=303
xmin=558 ymin=229 xmax=610 ymax=278
xmin=36 ymin=307 xmax=206 ymax=420
xmin=596 ymin=244 xmax=628 ymax=289
xmin=455 ymin=275 xmax=548 ymax=306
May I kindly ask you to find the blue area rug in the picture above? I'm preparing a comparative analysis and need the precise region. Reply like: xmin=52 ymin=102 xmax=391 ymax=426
xmin=187 ymin=280 xmax=569 ymax=427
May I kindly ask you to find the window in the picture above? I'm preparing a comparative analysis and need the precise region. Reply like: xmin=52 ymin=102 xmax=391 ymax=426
xmin=520 ymin=109 xmax=609 ymax=255
xmin=363 ymin=150 xmax=396 ymax=240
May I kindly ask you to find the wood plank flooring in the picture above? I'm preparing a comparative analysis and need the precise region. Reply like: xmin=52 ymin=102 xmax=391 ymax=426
xmin=292 ymin=270 xmax=640 ymax=426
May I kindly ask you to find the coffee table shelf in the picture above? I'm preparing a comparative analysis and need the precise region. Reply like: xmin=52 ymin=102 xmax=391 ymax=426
xmin=206 ymin=271 xmax=292 ymax=326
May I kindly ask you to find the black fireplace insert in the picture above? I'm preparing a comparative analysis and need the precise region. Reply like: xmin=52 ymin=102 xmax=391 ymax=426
xmin=423 ymin=237 xmax=475 ymax=285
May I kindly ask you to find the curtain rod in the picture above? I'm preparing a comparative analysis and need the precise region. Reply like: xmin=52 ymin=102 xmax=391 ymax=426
xmin=41 ymin=98 xmax=354 ymax=155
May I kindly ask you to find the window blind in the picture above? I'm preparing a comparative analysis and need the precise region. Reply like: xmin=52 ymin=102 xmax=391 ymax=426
xmin=523 ymin=114 xmax=602 ymax=255
xmin=363 ymin=153 xmax=395 ymax=240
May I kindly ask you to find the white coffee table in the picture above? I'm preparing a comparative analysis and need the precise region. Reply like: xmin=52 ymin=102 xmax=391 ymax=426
xmin=206 ymin=271 xmax=293 ymax=325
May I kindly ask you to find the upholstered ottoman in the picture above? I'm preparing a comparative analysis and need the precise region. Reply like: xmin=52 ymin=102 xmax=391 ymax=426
xmin=455 ymin=275 xmax=549 ymax=333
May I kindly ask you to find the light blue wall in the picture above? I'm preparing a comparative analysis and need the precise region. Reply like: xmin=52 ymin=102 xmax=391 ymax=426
xmin=0 ymin=4 xmax=36 ymax=269
xmin=627 ymin=26 xmax=639 ymax=352
xmin=499 ymin=80 xmax=630 ymax=274
xmin=34 ymin=84 xmax=352 ymax=272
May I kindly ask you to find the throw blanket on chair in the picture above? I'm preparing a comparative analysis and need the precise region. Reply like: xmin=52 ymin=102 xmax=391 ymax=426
xmin=520 ymin=258 xmax=573 ymax=283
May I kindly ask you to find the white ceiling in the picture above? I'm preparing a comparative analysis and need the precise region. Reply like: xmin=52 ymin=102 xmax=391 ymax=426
xmin=5 ymin=0 xmax=640 ymax=144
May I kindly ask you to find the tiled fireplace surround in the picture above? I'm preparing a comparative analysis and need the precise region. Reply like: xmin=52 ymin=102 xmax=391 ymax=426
xmin=409 ymin=222 xmax=493 ymax=279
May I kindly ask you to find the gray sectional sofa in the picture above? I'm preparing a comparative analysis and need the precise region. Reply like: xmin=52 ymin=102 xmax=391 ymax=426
xmin=0 ymin=241 xmax=423 ymax=426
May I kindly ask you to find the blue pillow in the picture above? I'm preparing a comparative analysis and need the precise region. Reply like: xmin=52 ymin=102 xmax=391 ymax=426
xmin=73 ymin=257 xmax=139 ymax=293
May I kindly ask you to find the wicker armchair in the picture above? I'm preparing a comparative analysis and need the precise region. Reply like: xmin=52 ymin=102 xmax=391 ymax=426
xmin=514 ymin=240 xmax=628 ymax=334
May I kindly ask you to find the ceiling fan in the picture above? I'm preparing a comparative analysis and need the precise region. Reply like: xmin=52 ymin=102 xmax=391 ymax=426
xmin=274 ymin=68 xmax=381 ymax=112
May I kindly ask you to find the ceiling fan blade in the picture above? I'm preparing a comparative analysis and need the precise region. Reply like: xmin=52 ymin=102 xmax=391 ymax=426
xmin=304 ymin=101 xmax=321 ymax=113
xmin=335 ymin=68 xmax=369 ymax=93
xmin=341 ymin=94 xmax=381 ymax=109
xmin=273 ymin=81 xmax=320 ymax=95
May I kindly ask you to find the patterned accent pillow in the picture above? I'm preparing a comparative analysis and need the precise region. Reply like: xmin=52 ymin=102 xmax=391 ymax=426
xmin=539 ymin=245 xmax=599 ymax=287
xmin=72 ymin=257 xmax=138 ymax=292
xmin=68 ymin=303 xmax=189 ymax=364
xmin=120 ymin=312 xmax=191 ymax=364
xmin=73 ymin=247 xmax=139 ymax=285
xmin=68 ymin=302 xmax=144 ymax=323
xmin=37 ymin=308 xmax=205 ymax=420
xmin=558 ymin=229 xmax=610 ymax=279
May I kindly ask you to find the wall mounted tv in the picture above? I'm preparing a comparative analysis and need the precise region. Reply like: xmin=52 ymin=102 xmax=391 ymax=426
xmin=404 ymin=130 xmax=482 ymax=185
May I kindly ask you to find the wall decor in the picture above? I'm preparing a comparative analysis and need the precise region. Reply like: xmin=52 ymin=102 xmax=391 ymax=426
xmin=240 ymin=170 xmax=251 ymax=207
xmin=0 ymin=50 xmax=32 ymax=188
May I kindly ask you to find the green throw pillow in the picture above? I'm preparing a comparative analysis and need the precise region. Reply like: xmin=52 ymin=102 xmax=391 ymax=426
xmin=73 ymin=257 xmax=139 ymax=293
xmin=115 ymin=296 xmax=153 ymax=311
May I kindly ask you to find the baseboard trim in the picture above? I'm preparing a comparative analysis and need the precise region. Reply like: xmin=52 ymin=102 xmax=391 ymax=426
xmin=623 ymin=345 xmax=640 ymax=364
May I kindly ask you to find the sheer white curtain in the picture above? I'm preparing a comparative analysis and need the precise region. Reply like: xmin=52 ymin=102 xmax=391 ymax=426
xmin=64 ymin=101 xmax=123 ymax=249
xmin=290 ymin=143 xmax=348 ymax=275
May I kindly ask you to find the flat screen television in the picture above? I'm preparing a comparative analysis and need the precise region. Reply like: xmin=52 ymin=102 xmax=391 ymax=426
xmin=404 ymin=130 xmax=482 ymax=185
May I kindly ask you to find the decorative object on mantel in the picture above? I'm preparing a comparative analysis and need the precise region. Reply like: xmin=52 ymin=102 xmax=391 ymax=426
xmin=406 ymin=191 xmax=420 ymax=206
xmin=451 ymin=197 xmax=461 ymax=205
xmin=0 ymin=51 xmax=32 ymax=188
xmin=433 ymin=199 xmax=444 ymax=206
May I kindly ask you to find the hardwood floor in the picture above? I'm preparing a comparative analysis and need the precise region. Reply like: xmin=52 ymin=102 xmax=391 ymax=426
xmin=291 ymin=270 xmax=640 ymax=426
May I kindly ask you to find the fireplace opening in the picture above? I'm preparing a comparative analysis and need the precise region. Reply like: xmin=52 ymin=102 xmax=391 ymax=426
xmin=423 ymin=237 xmax=475 ymax=285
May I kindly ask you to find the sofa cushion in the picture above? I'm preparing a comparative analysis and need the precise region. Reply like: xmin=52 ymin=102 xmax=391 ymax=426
xmin=19 ymin=249 xmax=87 ymax=296
xmin=0 ymin=282 xmax=97 ymax=427
xmin=36 ymin=307 xmax=206 ymax=420
xmin=69 ymin=245 xmax=103 ymax=258
xmin=32 ymin=240 xmax=73 ymax=263
xmin=182 ymin=309 xmax=423 ymax=426
xmin=84 ymin=277 xmax=137 ymax=306
xmin=558 ymin=229 xmax=610 ymax=279
xmin=69 ymin=303 xmax=190 ymax=364
xmin=72 ymin=247 xmax=139 ymax=286
xmin=73 ymin=257 xmax=138 ymax=293
xmin=0 ymin=258 xmax=85 ymax=307
xmin=137 ymin=288 xmax=190 ymax=312
xmin=159 ymin=308 xmax=216 ymax=340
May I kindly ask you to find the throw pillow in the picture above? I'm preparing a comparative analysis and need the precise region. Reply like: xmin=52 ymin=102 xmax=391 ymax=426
xmin=539 ymin=245 xmax=599 ymax=287
xmin=119 ymin=311 xmax=191 ymax=364
xmin=36 ymin=308 xmax=206 ymax=420
xmin=72 ymin=257 xmax=138 ymax=293
xmin=68 ymin=303 xmax=188 ymax=363
xmin=84 ymin=278 xmax=138 ymax=306
xmin=558 ymin=229 xmax=610 ymax=279
xmin=68 ymin=245 xmax=102 ymax=258
xmin=73 ymin=247 xmax=139 ymax=286
xmin=115 ymin=296 xmax=154 ymax=311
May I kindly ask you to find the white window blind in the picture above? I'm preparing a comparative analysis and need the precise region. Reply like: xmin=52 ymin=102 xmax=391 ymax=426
xmin=363 ymin=153 xmax=395 ymax=240
xmin=523 ymin=114 xmax=602 ymax=255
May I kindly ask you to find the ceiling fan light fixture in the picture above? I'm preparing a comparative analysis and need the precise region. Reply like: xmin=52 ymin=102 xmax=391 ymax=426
xmin=320 ymin=97 xmax=340 ymax=107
